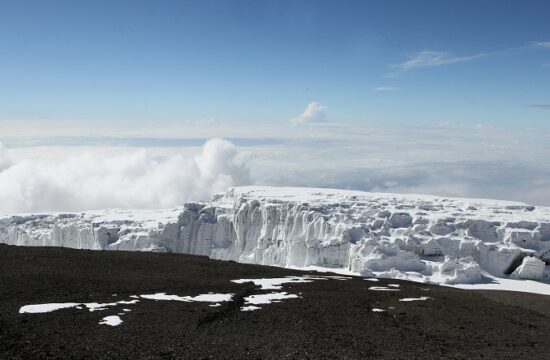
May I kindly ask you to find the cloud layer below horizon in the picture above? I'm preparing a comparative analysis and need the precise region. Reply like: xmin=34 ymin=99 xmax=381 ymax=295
xmin=0 ymin=138 xmax=249 ymax=213
xmin=2 ymin=125 xmax=550 ymax=213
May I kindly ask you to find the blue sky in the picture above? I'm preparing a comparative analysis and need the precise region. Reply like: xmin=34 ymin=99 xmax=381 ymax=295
xmin=1 ymin=0 xmax=549 ymax=130
xmin=1 ymin=1 xmax=550 ymax=210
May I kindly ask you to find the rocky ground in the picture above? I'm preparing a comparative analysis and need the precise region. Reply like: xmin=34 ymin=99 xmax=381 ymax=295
xmin=1 ymin=244 xmax=549 ymax=359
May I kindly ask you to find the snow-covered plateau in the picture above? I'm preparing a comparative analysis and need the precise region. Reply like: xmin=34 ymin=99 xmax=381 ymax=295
xmin=2 ymin=186 xmax=550 ymax=290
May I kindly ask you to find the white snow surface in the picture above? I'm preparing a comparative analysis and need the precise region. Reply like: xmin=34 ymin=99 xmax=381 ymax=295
xmin=140 ymin=293 xmax=233 ymax=303
xmin=19 ymin=299 xmax=140 ymax=314
xmin=232 ymin=277 xmax=319 ymax=290
xmin=231 ymin=275 xmax=349 ymax=290
xmin=19 ymin=303 xmax=81 ymax=314
xmin=189 ymin=293 xmax=233 ymax=303
xmin=399 ymin=297 xmax=432 ymax=302
xmin=368 ymin=286 xmax=400 ymax=292
xmin=99 ymin=315 xmax=123 ymax=326
xmin=243 ymin=292 xmax=299 ymax=305
xmin=449 ymin=275 xmax=550 ymax=296
xmin=3 ymin=186 xmax=550 ymax=293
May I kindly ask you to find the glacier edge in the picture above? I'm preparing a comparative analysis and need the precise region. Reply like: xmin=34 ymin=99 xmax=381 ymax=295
xmin=1 ymin=186 xmax=550 ymax=286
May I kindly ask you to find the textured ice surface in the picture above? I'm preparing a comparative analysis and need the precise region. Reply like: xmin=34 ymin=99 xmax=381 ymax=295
xmin=3 ymin=186 xmax=550 ymax=290
xmin=510 ymin=256 xmax=545 ymax=280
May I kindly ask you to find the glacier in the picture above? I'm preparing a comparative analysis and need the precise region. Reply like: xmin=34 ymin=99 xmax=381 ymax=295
xmin=1 ymin=186 xmax=550 ymax=286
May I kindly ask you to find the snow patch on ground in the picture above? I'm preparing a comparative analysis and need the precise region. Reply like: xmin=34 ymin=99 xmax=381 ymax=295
xmin=399 ymin=297 xmax=432 ymax=302
xmin=140 ymin=293 xmax=233 ymax=303
xmin=241 ymin=292 xmax=299 ymax=311
xmin=231 ymin=277 xmax=321 ymax=290
xmin=99 ymin=315 xmax=123 ymax=326
xmin=368 ymin=286 xmax=400 ymax=291
xmin=188 ymin=293 xmax=233 ymax=303
xmin=243 ymin=292 xmax=299 ymax=305
xmin=19 ymin=299 xmax=140 ymax=314
xmin=140 ymin=293 xmax=191 ymax=302
xmin=231 ymin=275 xmax=350 ymax=290
xmin=85 ymin=300 xmax=138 ymax=312
xmin=19 ymin=303 xmax=81 ymax=314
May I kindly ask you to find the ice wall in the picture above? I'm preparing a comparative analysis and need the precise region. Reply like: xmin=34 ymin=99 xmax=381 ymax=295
xmin=1 ymin=186 xmax=550 ymax=285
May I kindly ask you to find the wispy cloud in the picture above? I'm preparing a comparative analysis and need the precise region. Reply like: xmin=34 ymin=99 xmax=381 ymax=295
xmin=392 ymin=42 xmax=549 ymax=73
xmin=526 ymin=104 xmax=550 ymax=110
xmin=290 ymin=102 xmax=327 ymax=125
xmin=392 ymin=51 xmax=486 ymax=71
xmin=528 ymin=41 xmax=550 ymax=49
xmin=374 ymin=86 xmax=400 ymax=91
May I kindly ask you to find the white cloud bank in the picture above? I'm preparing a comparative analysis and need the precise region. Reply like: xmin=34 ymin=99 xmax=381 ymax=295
xmin=246 ymin=126 xmax=550 ymax=206
xmin=0 ymin=143 xmax=14 ymax=171
xmin=2 ymin=125 xmax=550 ymax=213
xmin=290 ymin=102 xmax=327 ymax=125
xmin=0 ymin=139 xmax=249 ymax=214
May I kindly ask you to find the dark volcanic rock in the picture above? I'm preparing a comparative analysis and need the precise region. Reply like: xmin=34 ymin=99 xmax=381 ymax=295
xmin=0 ymin=244 xmax=549 ymax=360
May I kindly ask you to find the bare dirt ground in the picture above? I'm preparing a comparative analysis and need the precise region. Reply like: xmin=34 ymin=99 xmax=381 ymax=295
xmin=1 ymin=244 xmax=549 ymax=359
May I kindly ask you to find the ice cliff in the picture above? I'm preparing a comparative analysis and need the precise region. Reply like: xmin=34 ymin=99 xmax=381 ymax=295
xmin=1 ymin=186 xmax=550 ymax=285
